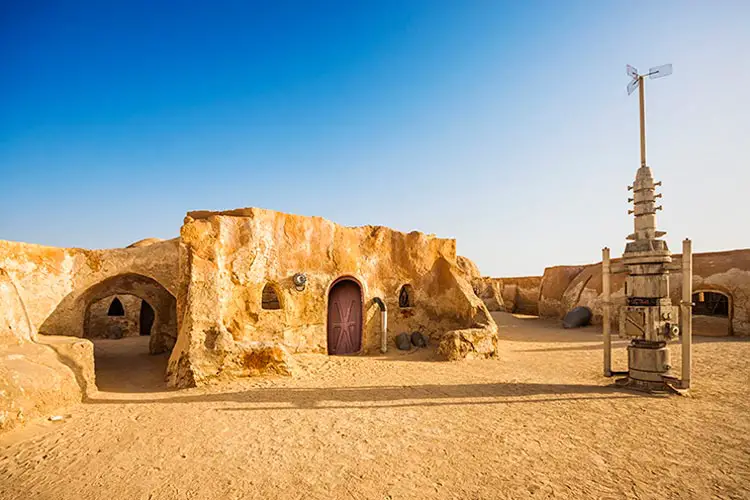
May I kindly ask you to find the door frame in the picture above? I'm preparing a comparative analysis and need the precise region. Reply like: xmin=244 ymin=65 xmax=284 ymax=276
xmin=325 ymin=275 xmax=365 ymax=355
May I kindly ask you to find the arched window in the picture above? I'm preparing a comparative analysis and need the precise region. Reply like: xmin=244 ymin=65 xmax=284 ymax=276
xmin=262 ymin=284 xmax=281 ymax=310
xmin=399 ymin=284 xmax=414 ymax=308
xmin=107 ymin=297 xmax=125 ymax=316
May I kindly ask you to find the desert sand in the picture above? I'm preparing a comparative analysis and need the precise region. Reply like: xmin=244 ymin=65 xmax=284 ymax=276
xmin=1 ymin=312 xmax=748 ymax=500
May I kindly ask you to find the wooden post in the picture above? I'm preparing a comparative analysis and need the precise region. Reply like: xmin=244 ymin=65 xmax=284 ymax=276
xmin=681 ymin=239 xmax=693 ymax=389
xmin=602 ymin=247 xmax=612 ymax=376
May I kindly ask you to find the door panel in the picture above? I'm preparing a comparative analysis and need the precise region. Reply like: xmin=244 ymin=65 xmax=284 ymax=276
xmin=327 ymin=280 xmax=362 ymax=354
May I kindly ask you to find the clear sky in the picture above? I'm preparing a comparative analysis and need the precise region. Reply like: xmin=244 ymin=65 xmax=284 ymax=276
xmin=1 ymin=1 xmax=748 ymax=276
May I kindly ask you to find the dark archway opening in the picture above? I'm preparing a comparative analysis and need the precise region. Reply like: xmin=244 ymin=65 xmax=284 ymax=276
xmin=78 ymin=274 xmax=177 ymax=392
xmin=139 ymin=301 xmax=155 ymax=336
xmin=692 ymin=291 xmax=731 ymax=336
xmin=107 ymin=297 xmax=125 ymax=316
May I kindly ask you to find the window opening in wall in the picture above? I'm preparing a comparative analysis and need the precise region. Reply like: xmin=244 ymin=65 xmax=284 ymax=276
xmin=107 ymin=297 xmax=125 ymax=316
xmin=399 ymin=284 xmax=414 ymax=308
xmin=262 ymin=284 xmax=281 ymax=310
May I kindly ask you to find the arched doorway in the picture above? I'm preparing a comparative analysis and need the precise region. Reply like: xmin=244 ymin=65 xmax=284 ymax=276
xmin=692 ymin=290 xmax=731 ymax=336
xmin=327 ymin=278 xmax=363 ymax=355
xmin=139 ymin=301 xmax=155 ymax=336
xmin=78 ymin=273 xmax=177 ymax=391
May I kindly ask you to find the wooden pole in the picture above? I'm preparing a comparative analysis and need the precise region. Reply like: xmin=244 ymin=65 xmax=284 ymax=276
xmin=602 ymin=247 xmax=612 ymax=376
xmin=681 ymin=239 xmax=693 ymax=389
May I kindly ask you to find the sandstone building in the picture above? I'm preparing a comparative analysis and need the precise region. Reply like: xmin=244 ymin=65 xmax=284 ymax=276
xmin=1 ymin=207 xmax=496 ymax=431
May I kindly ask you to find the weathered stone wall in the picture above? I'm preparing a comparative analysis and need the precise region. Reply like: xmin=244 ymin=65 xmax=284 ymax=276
xmin=540 ymin=249 xmax=750 ymax=336
xmin=0 ymin=238 xmax=179 ymax=432
xmin=0 ymin=267 xmax=35 ymax=345
xmin=0 ymin=238 xmax=179 ymax=351
xmin=472 ymin=277 xmax=505 ymax=312
xmin=537 ymin=265 xmax=587 ymax=318
xmin=495 ymin=276 xmax=542 ymax=315
xmin=670 ymin=250 xmax=750 ymax=336
xmin=168 ymin=208 xmax=496 ymax=387
xmin=455 ymin=256 xmax=505 ymax=312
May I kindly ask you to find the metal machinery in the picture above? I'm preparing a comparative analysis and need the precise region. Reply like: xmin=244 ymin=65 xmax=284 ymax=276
xmin=601 ymin=64 xmax=693 ymax=394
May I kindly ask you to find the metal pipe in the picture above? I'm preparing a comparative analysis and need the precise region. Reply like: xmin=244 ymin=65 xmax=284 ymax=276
xmin=639 ymin=75 xmax=646 ymax=167
xmin=681 ymin=239 xmax=693 ymax=389
xmin=602 ymin=247 xmax=612 ymax=376
xmin=373 ymin=297 xmax=388 ymax=354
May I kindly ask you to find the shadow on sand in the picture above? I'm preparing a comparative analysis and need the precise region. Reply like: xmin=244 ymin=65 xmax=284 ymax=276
xmin=87 ymin=381 xmax=645 ymax=409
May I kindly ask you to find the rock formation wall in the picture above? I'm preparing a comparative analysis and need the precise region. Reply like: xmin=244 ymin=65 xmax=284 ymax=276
xmin=168 ymin=208 xmax=497 ymax=387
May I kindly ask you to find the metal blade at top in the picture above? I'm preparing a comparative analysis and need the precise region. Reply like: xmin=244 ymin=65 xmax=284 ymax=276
xmin=627 ymin=64 xmax=638 ymax=79
xmin=627 ymin=78 xmax=640 ymax=95
xmin=649 ymin=63 xmax=673 ymax=79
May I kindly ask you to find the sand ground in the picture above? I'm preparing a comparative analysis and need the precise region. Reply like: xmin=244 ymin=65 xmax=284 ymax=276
xmin=1 ymin=312 xmax=749 ymax=500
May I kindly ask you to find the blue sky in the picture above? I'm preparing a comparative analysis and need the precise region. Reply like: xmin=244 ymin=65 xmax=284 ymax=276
xmin=1 ymin=1 xmax=748 ymax=276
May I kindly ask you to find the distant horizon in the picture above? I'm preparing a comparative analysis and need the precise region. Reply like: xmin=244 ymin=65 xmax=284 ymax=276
xmin=2 ymin=1 xmax=748 ymax=276
xmin=3 ymin=201 xmax=748 ymax=279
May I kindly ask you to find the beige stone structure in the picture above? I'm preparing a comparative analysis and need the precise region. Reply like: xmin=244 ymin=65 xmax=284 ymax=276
xmin=0 ymin=238 xmax=179 ymax=430
xmin=1 ymin=207 xmax=497 ymax=429
xmin=169 ymin=208 xmax=496 ymax=387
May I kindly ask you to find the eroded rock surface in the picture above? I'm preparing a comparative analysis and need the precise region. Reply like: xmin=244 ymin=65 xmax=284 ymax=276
xmin=437 ymin=327 xmax=499 ymax=361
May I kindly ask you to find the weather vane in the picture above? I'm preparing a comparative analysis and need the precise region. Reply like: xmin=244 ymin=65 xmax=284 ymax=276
xmin=626 ymin=63 xmax=672 ymax=168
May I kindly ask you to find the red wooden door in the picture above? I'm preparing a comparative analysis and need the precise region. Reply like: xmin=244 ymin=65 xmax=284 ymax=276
xmin=327 ymin=279 xmax=362 ymax=354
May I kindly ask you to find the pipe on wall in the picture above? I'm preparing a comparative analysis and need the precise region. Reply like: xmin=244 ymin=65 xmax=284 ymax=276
xmin=373 ymin=297 xmax=387 ymax=353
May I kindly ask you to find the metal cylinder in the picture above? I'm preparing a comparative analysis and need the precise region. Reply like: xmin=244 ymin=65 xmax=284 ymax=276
xmin=681 ymin=239 xmax=692 ymax=389
xmin=602 ymin=247 xmax=612 ymax=376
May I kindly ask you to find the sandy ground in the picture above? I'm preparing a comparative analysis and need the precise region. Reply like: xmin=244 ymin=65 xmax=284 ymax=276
xmin=1 ymin=312 xmax=749 ymax=500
